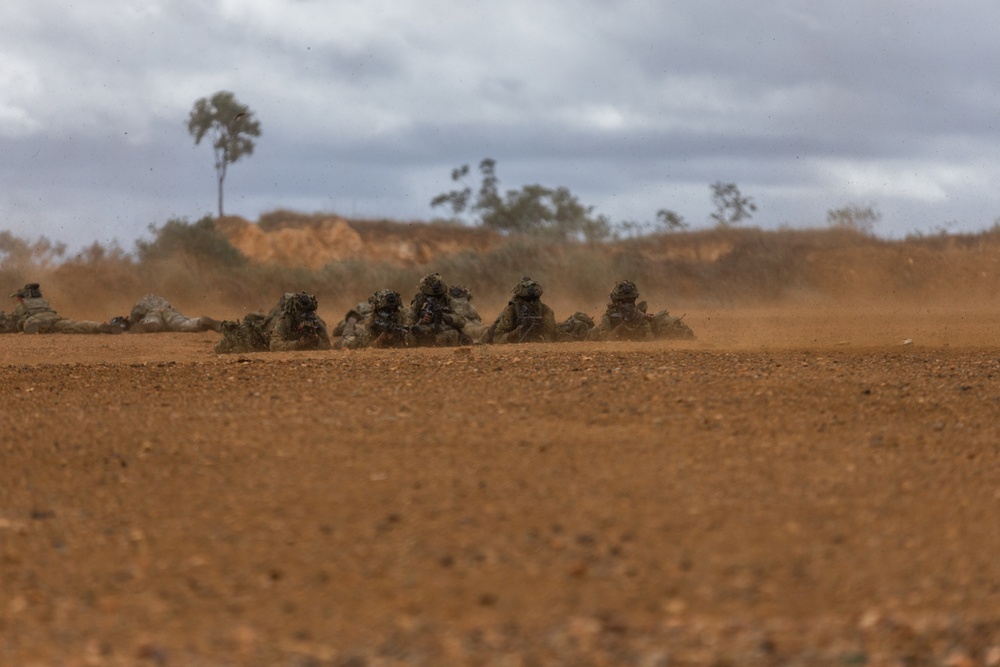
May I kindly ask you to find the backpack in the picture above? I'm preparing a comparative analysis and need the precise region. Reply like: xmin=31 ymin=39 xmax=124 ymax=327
xmin=215 ymin=313 xmax=270 ymax=353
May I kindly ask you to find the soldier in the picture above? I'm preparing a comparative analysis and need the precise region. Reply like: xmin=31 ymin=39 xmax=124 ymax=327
xmin=589 ymin=280 xmax=694 ymax=341
xmin=214 ymin=291 xmax=331 ymax=353
xmin=267 ymin=291 xmax=331 ymax=351
xmin=4 ymin=283 xmax=120 ymax=334
xmin=556 ymin=311 xmax=596 ymax=342
xmin=119 ymin=294 xmax=222 ymax=333
xmin=338 ymin=289 xmax=413 ymax=349
xmin=482 ymin=276 xmax=557 ymax=344
xmin=406 ymin=273 xmax=470 ymax=346
xmin=447 ymin=284 xmax=488 ymax=341
xmin=330 ymin=300 xmax=373 ymax=338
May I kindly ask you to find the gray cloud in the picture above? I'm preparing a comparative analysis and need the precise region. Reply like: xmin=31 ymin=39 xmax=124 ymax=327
xmin=3 ymin=0 xmax=1000 ymax=250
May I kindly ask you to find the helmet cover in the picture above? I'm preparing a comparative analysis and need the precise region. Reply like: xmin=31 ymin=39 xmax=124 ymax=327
xmin=513 ymin=276 xmax=543 ymax=300
xmin=418 ymin=273 xmax=448 ymax=296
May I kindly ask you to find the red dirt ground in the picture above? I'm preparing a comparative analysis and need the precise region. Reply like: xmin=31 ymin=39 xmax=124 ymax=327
xmin=2 ymin=304 xmax=999 ymax=666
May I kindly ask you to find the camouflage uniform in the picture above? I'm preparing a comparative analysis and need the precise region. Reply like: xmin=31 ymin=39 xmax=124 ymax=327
xmin=447 ymin=285 xmax=488 ymax=341
xmin=590 ymin=280 xmax=694 ymax=341
xmin=338 ymin=289 xmax=414 ymax=349
xmin=555 ymin=311 xmax=596 ymax=342
xmin=406 ymin=273 xmax=470 ymax=347
xmin=482 ymin=277 xmax=557 ymax=344
xmin=0 ymin=310 xmax=14 ymax=334
xmin=646 ymin=304 xmax=695 ymax=340
xmin=5 ymin=283 xmax=118 ymax=334
xmin=125 ymin=294 xmax=222 ymax=333
xmin=266 ymin=292 xmax=332 ymax=351
xmin=214 ymin=291 xmax=331 ymax=353
xmin=213 ymin=313 xmax=269 ymax=354
xmin=331 ymin=301 xmax=373 ymax=338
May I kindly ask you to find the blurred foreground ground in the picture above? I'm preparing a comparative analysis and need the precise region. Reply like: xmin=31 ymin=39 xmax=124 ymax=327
xmin=1 ymin=304 xmax=999 ymax=666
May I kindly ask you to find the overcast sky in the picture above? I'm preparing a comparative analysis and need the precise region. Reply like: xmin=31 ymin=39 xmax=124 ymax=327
xmin=3 ymin=0 xmax=1000 ymax=251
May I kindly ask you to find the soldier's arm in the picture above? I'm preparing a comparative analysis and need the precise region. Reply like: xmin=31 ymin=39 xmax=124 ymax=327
xmin=540 ymin=306 xmax=559 ymax=342
xmin=315 ymin=323 xmax=332 ymax=350
xmin=465 ymin=302 xmax=482 ymax=322
xmin=489 ymin=306 xmax=518 ymax=344
xmin=442 ymin=310 xmax=466 ymax=330
xmin=588 ymin=312 xmax=614 ymax=340
xmin=269 ymin=337 xmax=301 ymax=351
xmin=268 ymin=320 xmax=299 ymax=351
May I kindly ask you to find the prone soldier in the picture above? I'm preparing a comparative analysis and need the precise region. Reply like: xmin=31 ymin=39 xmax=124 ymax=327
xmin=482 ymin=276 xmax=557 ymax=344
xmin=118 ymin=294 xmax=222 ymax=333
xmin=4 ymin=283 xmax=120 ymax=334
xmin=266 ymin=291 xmax=332 ymax=351
xmin=337 ymin=289 xmax=413 ymax=349
xmin=406 ymin=273 xmax=470 ymax=346
xmin=214 ymin=291 xmax=331 ymax=353
xmin=555 ymin=311 xmax=596 ymax=342
xmin=447 ymin=285 xmax=488 ymax=341
xmin=331 ymin=301 xmax=373 ymax=338
xmin=589 ymin=280 xmax=694 ymax=341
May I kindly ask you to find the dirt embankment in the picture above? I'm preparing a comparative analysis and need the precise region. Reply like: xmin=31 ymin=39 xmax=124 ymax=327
xmin=215 ymin=216 xmax=503 ymax=269
xmin=213 ymin=218 xmax=1000 ymax=304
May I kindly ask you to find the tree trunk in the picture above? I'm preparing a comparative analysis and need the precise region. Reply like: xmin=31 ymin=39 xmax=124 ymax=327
xmin=217 ymin=169 xmax=226 ymax=217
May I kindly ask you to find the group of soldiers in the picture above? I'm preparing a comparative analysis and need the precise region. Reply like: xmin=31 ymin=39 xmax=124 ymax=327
xmin=0 ymin=284 xmax=221 ymax=336
xmin=0 ymin=275 xmax=694 ymax=353
xmin=212 ymin=273 xmax=694 ymax=353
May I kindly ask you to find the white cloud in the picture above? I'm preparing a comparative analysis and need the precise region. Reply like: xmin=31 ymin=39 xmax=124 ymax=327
xmin=822 ymin=160 xmax=983 ymax=203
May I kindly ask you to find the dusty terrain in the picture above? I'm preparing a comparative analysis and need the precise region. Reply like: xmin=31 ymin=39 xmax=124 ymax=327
xmin=2 ymin=304 xmax=1000 ymax=666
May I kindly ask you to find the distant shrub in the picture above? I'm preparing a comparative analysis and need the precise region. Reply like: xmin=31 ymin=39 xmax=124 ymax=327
xmin=0 ymin=231 xmax=65 ymax=269
xmin=826 ymin=205 xmax=881 ymax=236
xmin=0 ymin=232 xmax=66 ymax=296
xmin=710 ymin=182 xmax=757 ymax=227
xmin=136 ymin=216 xmax=246 ymax=267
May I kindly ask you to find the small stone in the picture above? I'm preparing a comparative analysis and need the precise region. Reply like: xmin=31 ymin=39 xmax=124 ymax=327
xmin=944 ymin=649 xmax=975 ymax=667
xmin=858 ymin=608 xmax=880 ymax=630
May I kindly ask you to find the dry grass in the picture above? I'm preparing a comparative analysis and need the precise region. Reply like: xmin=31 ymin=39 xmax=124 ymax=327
xmin=3 ymin=214 xmax=1000 ymax=323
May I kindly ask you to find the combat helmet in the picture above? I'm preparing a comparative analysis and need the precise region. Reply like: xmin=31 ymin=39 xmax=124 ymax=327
xmin=449 ymin=285 xmax=471 ymax=301
xmin=10 ymin=283 xmax=42 ymax=299
xmin=513 ymin=276 xmax=543 ymax=300
xmin=369 ymin=289 xmax=402 ymax=311
xmin=418 ymin=272 xmax=448 ymax=297
xmin=285 ymin=291 xmax=319 ymax=315
xmin=610 ymin=280 xmax=639 ymax=302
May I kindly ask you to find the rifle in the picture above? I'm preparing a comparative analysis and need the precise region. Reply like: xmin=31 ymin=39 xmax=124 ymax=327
xmin=296 ymin=311 xmax=322 ymax=346
xmin=372 ymin=311 xmax=411 ymax=344
xmin=609 ymin=301 xmax=650 ymax=330
xmin=418 ymin=295 xmax=448 ymax=327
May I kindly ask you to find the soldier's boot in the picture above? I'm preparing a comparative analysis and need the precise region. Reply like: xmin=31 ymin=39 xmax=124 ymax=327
xmin=200 ymin=316 xmax=223 ymax=333
xmin=108 ymin=316 xmax=130 ymax=333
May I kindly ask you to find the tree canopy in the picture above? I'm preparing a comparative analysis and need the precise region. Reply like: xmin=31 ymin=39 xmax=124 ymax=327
xmin=709 ymin=181 xmax=757 ymax=227
xmin=187 ymin=91 xmax=261 ymax=217
xmin=431 ymin=159 xmax=610 ymax=242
